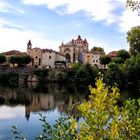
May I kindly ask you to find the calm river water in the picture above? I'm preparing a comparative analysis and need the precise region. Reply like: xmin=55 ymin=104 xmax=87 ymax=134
xmin=0 ymin=82 xmax=89 ymax=140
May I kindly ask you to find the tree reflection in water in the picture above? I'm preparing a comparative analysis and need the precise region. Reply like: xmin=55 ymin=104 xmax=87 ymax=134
xmin=0 ymin=82 xmax=90 ymax=121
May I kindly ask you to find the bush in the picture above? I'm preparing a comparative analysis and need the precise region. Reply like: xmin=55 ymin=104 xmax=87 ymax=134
xmin=12 ymin=77 xmax=140 ymax=140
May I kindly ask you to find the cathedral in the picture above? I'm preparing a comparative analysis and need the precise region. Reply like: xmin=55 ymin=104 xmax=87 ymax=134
xmin=59 ymin=35 xmax=88 ymax=63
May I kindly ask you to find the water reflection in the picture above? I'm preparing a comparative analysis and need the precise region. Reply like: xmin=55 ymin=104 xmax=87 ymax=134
xmin=0 ymin=82 xmax=89 ymax=121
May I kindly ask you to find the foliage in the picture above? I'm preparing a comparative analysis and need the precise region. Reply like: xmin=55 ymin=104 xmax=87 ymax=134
xmin=33 ymin=69 xmax=49 ymax=80
xmin=58 ymin=64 xmax=99 ymax=84
xmin=0 ymin=72 xmax=19 ymax=86
xmin=126 ymin=0 xmax=140 ymax=15
xmin=12 ymin=77 xmax=140 ymax=140
xmin=116 ymin=49 xmax=130 ymax=62
xmin=0 ymin=54 xmax=6 ymax=64
xmin=12 ymin=126 xmax=26 ymax=140
xmin=104 ymin=62 xmax=125 ymax=88
xmin=71 ymin=63 xmax=82 ymax=70
xmin=78 ymin=77 xmax=140 ymax=139
xmin=12 ymin=114 xmax=78 ymax=140
xmin=124 ymin=54 xmax=140 ymax=92
xmin=126 ymin=26 xmax=140 ymax=55
xmin=19 ymin=55 xmax=32 ymax=66
xmin=9 ymin=56 xmax=19 ymax=66
xmin=9 ymin=55 xmax=32 ymax=67
xmin=112 ymin=57 xmax=124 ymax=64
xmin=100 ymin=55 xmax=111 ymax=68
xmin=90 ymin=47 xmax=105 ymax=54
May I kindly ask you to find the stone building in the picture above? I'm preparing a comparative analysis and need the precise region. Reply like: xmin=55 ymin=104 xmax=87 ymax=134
xmin=59 ymin=35 xmax=88 ymax=63
xmin=42 ymin=49 xmax=65 ymax=68
xmin=27 ymin=40 xmax=42 ymax=68
xmin=27 ymin=40 xmax=65 ymax=68
xmin=84 ymin=47 xmax=105 ymax=68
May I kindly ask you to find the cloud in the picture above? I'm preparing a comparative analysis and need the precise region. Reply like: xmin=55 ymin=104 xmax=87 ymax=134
xmin=0 ymin=106 xmax=24 ymax=120
xmin=0 ymin=19 xmax=60 ymax=53
xmin=119 ymin=9 xmax=140 ymax=33
xmin=22 ymin=0 xmax=140 ymax=33
xmin=88 ymin=38 xmax=110 ymax=53
xmin=0 ymin=0 xmax=24 ymax=14
xmin=22 ymin=0 xmax=123 ymax=24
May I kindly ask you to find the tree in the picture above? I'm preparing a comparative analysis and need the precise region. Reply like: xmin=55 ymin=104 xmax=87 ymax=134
xmin=126 ymin=26 xmax=140 ymax=55
xmin=117 ymin=49 xmax=130 ymax=61
xmin=112 ymin=57 xmax=124 ymax=64
xmin=9 ymin=56 xmax=19 ymax=67
xmin=124 ymin=54 xmax=140 ymax=92
xmin=126 ymin=0 xmax=140 ymax=15
xmin=0 ymin=54 xmax=6 ymax=65
xmin=104 ymin=62 xmax=125 ymax=88
xmin=100 ymin=55 xmax=111 ymax=68
xmin=19 ymin=55 xmax=32 ymax=66
xmin=90 ymin=46 xmax=105 ymax=54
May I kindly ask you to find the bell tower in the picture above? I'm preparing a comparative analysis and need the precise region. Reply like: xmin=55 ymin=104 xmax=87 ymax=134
xmin=27 ymin=40 xmax=32 ymax=50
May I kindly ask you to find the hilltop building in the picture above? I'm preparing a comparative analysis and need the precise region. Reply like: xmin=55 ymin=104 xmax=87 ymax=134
xmin=27 ymin=40 xmax=65 ymax=68
xmin=59 ymin=35 xmax=88 ymax=63
xmin=84 ymin=47 xmax=105 ymax=68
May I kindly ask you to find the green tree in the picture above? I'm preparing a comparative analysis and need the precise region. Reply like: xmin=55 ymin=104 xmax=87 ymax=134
xmin=105 ymin=62 xmax=125 ymax=88
xmin=78 ymin=77 xmax=140 ymax=139
xmin=34 ymin=69 xmax=49 ymax=81
xmin=124 ymin=54 xmax=140 ymax=92
xmin=90 ymin=46 xmax=105 ymax=54
xmin=100 ymin=55 xmax=111 ymax=68
xmin=112 ymin=57 xmax=124 ymax=64
xmin=9 ymin=56 xmax=19 ymax=67
xmin=19 ymin=55 xmax=32 ymax=66
xmin=126 ymin=26 xmax=140 ymax=55
xmin=117 ymin=49 xmax=130 ymax=62
xmin=0 ymin=54 xmax=6 ymax=65
xmin=126 ymin=0 xmax=140 ymax=15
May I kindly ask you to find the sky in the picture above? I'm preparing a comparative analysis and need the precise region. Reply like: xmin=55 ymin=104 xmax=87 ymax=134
xmin=0 ymin=0 xmax=140 ymax=54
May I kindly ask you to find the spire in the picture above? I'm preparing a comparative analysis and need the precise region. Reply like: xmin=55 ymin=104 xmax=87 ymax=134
xmin=78 ymin=35 xmax=81 ymax=39
xmin=27 ymin=40 xmax=32 ymax=49
xmin=61 ymin=41 xmax=64 ymax=46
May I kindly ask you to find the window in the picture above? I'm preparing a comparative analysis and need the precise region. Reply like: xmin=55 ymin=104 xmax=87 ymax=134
xmin=93 ymin=60 xmax=95 ymax=62
xmin=35 ymin=56 xmax=38 ymax=59
xmin=96 ymin=60 xmax=98 ymax=62
xmin=49 ymin=56 xmax=51 ymax=59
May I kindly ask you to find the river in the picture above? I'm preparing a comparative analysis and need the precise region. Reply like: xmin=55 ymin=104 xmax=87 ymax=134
xmin=0 ymin=82 xmax=89 ymax=140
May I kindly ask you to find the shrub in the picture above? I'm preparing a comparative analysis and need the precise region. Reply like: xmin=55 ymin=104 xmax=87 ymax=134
xmin=12 ymin=77 xmax=140 ymax=140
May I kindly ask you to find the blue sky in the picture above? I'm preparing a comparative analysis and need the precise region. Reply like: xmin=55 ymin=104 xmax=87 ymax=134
xmin=0 ymin=0 xmax=140 ymax=54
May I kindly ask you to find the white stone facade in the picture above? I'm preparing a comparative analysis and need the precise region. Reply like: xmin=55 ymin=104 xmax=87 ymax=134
xmin=42 ymin=49 xmax=65 ymax=68
xmin=84 ymin=52 xmax=104 ymax=69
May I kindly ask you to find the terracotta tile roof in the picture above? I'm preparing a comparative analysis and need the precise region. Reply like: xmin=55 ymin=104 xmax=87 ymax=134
xmin=3 ymin=50 xmax=21 ymax=55
xmin=42 ymin=48 xmax=55 ymax=53
xmin=108 ymin=51 xmax=118 ymax=57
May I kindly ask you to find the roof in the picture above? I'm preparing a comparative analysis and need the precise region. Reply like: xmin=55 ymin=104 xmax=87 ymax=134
xmin=2 ymin=50 xmax=22 ymax=55
xmin=42 ymin=48 xmax=55 ymax=53
xmin=61 ymin=35 xmax=88 ymax=47
xmin=108 ymin=51 xmax=118 ymax=57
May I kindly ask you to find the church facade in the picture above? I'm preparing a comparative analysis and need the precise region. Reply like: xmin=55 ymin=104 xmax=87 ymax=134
xmin=59 ymin=35 xmax=88 ymax=63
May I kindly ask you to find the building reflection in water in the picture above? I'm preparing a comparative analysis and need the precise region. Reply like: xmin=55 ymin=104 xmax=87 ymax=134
xmin=0 ymin=82 xmax=89 ymax=121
